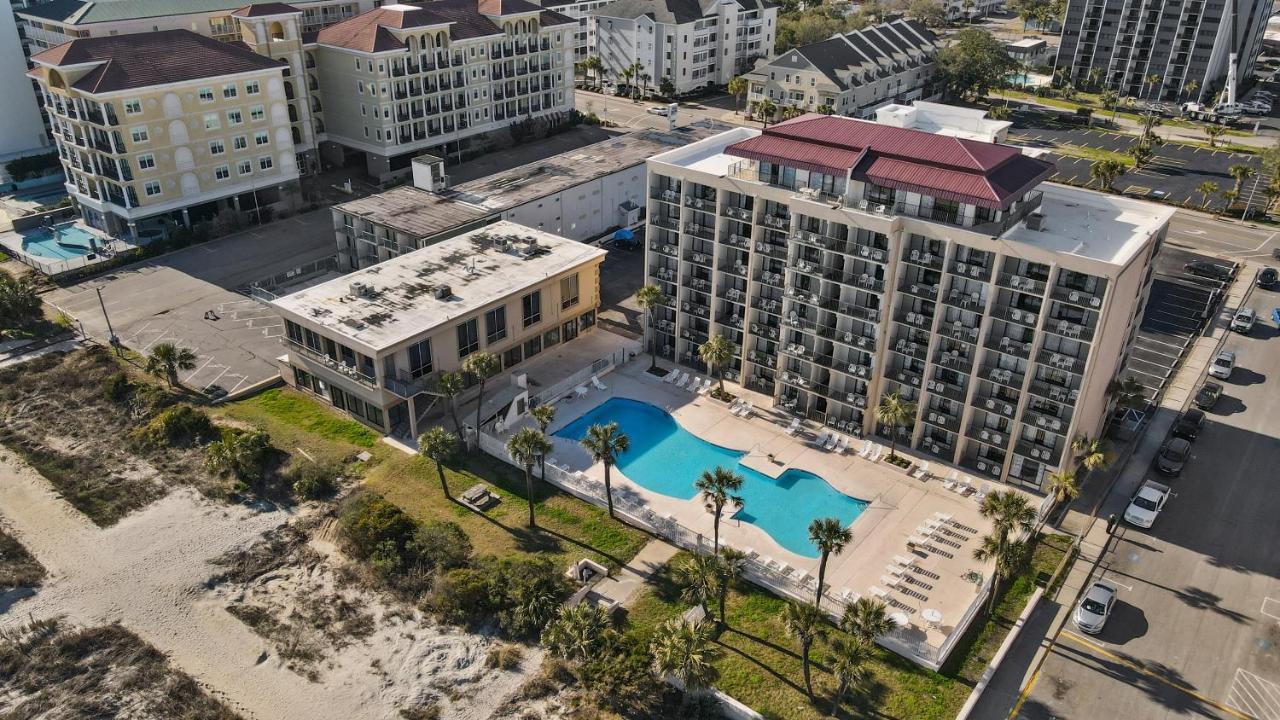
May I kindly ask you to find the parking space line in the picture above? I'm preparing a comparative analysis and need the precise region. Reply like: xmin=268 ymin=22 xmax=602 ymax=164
xmin=1137 ymin=334 xmax=1188 ymax=349
xmin=1227 ymin=668 xmax=1280 ymax=720
xmin=1263 ymin=597 xmax=1280 ymax=622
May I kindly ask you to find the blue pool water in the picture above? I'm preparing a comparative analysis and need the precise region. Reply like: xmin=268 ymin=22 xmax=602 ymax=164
xmin=555 ymin=398 xmax=867 ymax=557
xmin=19 ymin=224 xmax=99 ymax=260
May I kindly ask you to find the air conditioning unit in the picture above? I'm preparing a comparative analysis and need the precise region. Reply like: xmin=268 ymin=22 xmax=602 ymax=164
xmin=1026 ymin=212 xmax=1045 ymax=231
xmin=348 ymin=281 xmax=372 ymax=298
xmin=434 ymin=284 xmax=452 ymax=299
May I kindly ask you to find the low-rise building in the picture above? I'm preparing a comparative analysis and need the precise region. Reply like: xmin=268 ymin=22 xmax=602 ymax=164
xmin=28 ymin=30 xmax=301 ymax=239
xmin=590 ymin=0 xmax=776 ymax=95
xmin=643 ymin=114 xmax=1172 ymax=492
xmin=745 ymin=19 xmax=939 ymax=120
xmin=272 ymin=220 xmax=607 ymax=438
xmin=1005 ymin=38 xmax=1051 ymax=66
xmin=873 ymin=101 xmax=1011 ymax=143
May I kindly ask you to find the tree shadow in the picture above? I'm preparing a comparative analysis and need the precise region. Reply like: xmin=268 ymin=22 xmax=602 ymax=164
xmin=723 ymin=626 xmax=804 ymax=662
xmin=714 ymin=637 xmax=808 ymax=697
xmin=1174 ymin=586 xmax=1252 ymax=624
xmin=1051 ymin=639 xmax=1219 ymax=717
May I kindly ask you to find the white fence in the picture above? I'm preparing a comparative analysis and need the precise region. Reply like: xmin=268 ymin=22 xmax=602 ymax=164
xmin=529 ymin=342 xmax=640 ymax=407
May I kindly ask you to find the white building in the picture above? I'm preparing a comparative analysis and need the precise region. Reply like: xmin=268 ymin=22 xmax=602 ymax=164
xmin=0 ymin=8 xmax=52 ymax=164
xmin=643 ymin=114 xmax=1173 ymax=492
xmin=543 ymin=0 xmax=615 ymax=61
xmin=590 ymin=0 xmax=777 ymax=95
xmin=873 ymin=101 xmax=1011 ymax=143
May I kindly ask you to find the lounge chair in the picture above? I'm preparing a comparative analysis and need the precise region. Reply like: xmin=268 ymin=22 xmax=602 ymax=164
xmin=739 ymin=401 xmax=756 ymax=418
xmin=729 ymin=399 xmax=744 ymax=414
xmin=824 ymin=433 xmax=839 ymax=451
xmin=869 ymin=444 xmax=883 ymax=462
xmin=880 ymin=574 xmax=900 ymax=589
xmin=784 ymin=417 xmax=801 ymax=435
xmin=812 ymin=430 xmax=831 ymax=449
xmin=663 ymin=369 xmax=678 ymax=383
xmin=870 ymin=585 xmax=890 ymax=599
xmin=697 ymin=378 xmax=712 ymax=394
xmin=858 ymin=440 xmax=873 ymax=459
xmin=932 ymin=512 xmax=953 ymax=525
xmin=835 ymin=436 xmax=848 ymax=454
xmin=841 ymin=588 xmax=861 ymax=603
xmin=688 ymin=376 xmax=702 ymax=392
xmin=892 ymin=554 xmax=916 ymax=568
xmin=911 ymin=461 xmax=930 ymax=480
xmin=591 ymin=375 xmax=608 ymax=391
xmin=907 ymin=535 xmax=930 ymax=549
xmin=886 ymin=563 xmax=908 ymax=577
xmin=574 ymin=385 xmax=589 ymax=398
xmin=676 ymin=372 xmax=690 ymax=388
xmin=975 ymin=482 xmax=991 ymax=502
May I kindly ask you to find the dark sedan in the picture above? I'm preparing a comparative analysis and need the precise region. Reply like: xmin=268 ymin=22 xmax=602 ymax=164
xmin=1184 ymin=261 xmax=1234 ymax=281
xmin=1172 ymin=408 xmax=1205 ymax=440
xmin=1155 ymin=437 xmax=1192 ymax=476
xmin=1194 ymin=381 xmax=1223 ymax=410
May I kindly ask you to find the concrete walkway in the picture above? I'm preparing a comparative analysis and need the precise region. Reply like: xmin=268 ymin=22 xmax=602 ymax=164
xmin=593 ymin=539 xmax=679 ymax=608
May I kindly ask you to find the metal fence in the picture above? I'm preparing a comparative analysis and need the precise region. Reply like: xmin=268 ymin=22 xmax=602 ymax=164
xmin=529 ymin=342 xmax=640 ymax=407
xmin=1 ymin=237 xmax=137 ymax=277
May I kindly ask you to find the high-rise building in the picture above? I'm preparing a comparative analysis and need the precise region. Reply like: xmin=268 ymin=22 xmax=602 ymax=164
xmin=1055 ymin=0 xmax=1271 ymax=104
xmin=643 ymin=114 xmax=1173 ymax=492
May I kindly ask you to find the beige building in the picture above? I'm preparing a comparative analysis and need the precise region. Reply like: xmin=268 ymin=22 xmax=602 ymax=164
xmin=28 ymin=30 xmax=301 ymax=240
xmin=272 ymin=220 xmax=607 ymax=438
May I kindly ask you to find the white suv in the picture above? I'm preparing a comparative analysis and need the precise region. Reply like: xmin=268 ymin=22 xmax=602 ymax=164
xmin=1231 ymin=307 xmax=1256 ymax=333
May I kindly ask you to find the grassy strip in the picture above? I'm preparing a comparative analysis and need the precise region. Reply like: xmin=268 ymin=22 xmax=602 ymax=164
xmin=217 ymin=387 xmax=381 ymax=458
xmin=1052 ymin=144 xmax=1135 ymax=166
xmin=0 ymin=528 xmax=45 ymax=588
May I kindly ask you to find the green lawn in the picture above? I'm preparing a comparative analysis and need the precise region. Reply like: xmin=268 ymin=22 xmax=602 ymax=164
xmin=626 ymin=534 xmax=1071 ymax=720
xmin=1052 ymin=144 xmax=1135 ymax=167
xmin=215 ymin=387 xmax=382 ymax=464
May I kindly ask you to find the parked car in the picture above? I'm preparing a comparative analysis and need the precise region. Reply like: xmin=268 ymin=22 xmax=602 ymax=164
xmin=1075 ymin=580 xmax=1118 ymax=634
xmin=1258 ymin=267 xmax=1278 ymax=287
xmin=646 ymin=106 xmax=670 ymax=116
xmin=1209 ymin=350 xmax=1236 ymax=379
xmin=1172 ymin=408 xmax=1205 ymax=440
xmin=1194 ymin=381 xmax=1223 ymax=410
xmin=1231 ymin=307 xmax=1257 ymax=333
xmin=1184 ymin=261 xmax=1234 ymax=281
xmin=1155 ymin=437 xmax=1192 ymax=475
xmin=1124 ymin=480 xmax=1171 ymax=528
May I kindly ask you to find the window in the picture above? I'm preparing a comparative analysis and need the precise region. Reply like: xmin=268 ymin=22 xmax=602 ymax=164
xmin=130 ymin=126 xmax=149 ymax=143
xmin=227 ymin=109 xmax=243 ymax=125
xmin=209 ymin=139 xmax=225 ymax=155
xmin=214 ymin=165 xmax=230 ymax=180
xmin=484 ymin=306 xmax=507 ymax=344
xmin=543 ymin=326 xmax=561 ymax=348
xmin=143 ymin=181 xmax=162 ymax=197
xmin=203 ymin=113 xmax=220 ymax=130
xmin=523 ymin=335 xmax=542 ymax=358
xmin=502 ymin=345 xmax=522 ymax=368
xmin=250 ymin=104 xmax=265 ymax=121
xmin=198 ymin=87 xmax=214 ymax=102
xmin=254 ymin=131 xmax=270 ymax=146
xmin=407 ymin=338 xmax=433 ymax=378
xmin=560 ymin=273 xmax=580 ymax=309
xmin=222 ymin=83 xmax=237 ymax=99
xmin=521 ymin=290 xmax=541 ymax=327
xmin=456 ymin=318 xmax=479 ymax=358
xmin=245 ymin=80 xmax=260 ymax=95
xmin=357 ymin=80 xmax=365 ymax=94
xmin=238 ymin=159 xmax=253 ymax=175
xmin=259 ymin=156 xmax=273 ymax=171
xmin=123 ymin=99 xmax=142 ymax=115
xmin=233 ymin=135 xmax=247 ymax=150
xmin=137 ymin=154 xmax=155 ymax=170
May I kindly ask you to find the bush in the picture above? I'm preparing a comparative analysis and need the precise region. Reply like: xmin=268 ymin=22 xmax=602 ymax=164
xmin=204 ymin=428 xmax=272 ymax=483
xmin=338 ymin=492 xmax=417 ymax=561
xmin=426 ymin=567 xmax=494 ymax=625
xmin=406 ymin=521 xmax=472 ymax=573
xmin=131 ymin=405 xmax=217 ymax=449
xmin=287 ymin=460 xmax=342 ymax=500
xmin=485 ymin=643 xmax=525 ymax=671
xmin=102 ymin=371 xmax=131 ymax=402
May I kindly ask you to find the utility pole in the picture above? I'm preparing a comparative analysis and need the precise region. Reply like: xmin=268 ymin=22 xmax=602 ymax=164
xmin=95 ymin=287 xmax=119 ymax=354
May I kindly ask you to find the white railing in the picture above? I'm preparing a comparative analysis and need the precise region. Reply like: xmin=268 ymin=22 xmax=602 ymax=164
xmin=529 ymin=341 xmax=640 ymax=407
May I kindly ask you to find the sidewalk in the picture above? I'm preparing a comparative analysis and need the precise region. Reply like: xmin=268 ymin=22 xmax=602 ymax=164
xmin=592 ymin=539 xmax=679 ymax=608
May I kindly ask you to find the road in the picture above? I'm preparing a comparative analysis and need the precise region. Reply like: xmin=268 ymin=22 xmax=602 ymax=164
xmin=1167 ymin=212 xmax=1280 ymax=259
xmin=574 ymin=89 xmax=746 ymax=130
xmin=1015 ymin=281 xmax=1280 ymax=720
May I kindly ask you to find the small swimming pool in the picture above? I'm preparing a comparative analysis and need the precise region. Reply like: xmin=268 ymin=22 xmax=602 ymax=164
xmin=18 ymin=224 xmax=100 ymax=260
xmin=555 ymin=397 xmax=867 ymax=557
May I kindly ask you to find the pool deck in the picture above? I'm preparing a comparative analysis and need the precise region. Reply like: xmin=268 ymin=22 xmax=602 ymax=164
xmin=521 ymin=358 xmax=1021 ymax=650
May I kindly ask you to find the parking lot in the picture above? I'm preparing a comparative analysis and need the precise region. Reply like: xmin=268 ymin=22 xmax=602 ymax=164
xmin=1020 ymin=279 xmax=1280 ymax=720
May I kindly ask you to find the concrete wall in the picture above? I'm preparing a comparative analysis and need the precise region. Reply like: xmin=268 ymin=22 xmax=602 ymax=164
xmin=499 ymin=163 xmax=645 ymax=241
xmin=0 ymin=10 xmax=52 ymax=159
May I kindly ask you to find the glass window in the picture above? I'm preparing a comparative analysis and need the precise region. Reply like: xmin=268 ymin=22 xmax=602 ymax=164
xmin=238 ymin=159 xmax=253 ymax=175
xmin=137 ymin=154 xmax=155 ymax=170
xmin=457 ymin=318 xmax=479 ymax=358
xmin=524 ymin=335 xmax=542 ymax=358
xmin=130 ymin=126 xmax=149 ymax=143
xmin=562 ymin=318 xmax=579 ymax=342
xmin=543 ymin=326 xmax=561 ymax=348
xmin=222 ymin=83 xmax=237 ymax=99
xmin=407 ymin=338 xmax=433 ymax=378
xmin=521 ymin=290 xmax=541 ymax=326
xmin=233 ymin=136 xmax=247 ymax=150
xmin=245 ymin=81 xmax=260 ymax=95
xmin=259 ymin=155 xmax=273 ymax=170
xmin=143 ymin=181 xmax=161 ymax=197
xmin=209 ymin=139 xmax=225 ymax=155
xmin=560 ymin=273 xmax=580 ymax=309
xmin=227 ymin=109 xmax=243 ymax=125
xmin=503 ymin=345 xmax=522 ymax=368
xmin=203 ymin=113 xmax=220 ymax=130
xmin=578 ymin=309 xmax=596 ymax=330
xmin=214 ymin=165 xmax=229 ymax=180
xmin=198 ymin=87 xmax=214 ymax=102
xmin=250 ymin=104 xmax=265 ymax=121
xmin=484 ymin=306 xmax=506 ymax=344
xmin=123 ymin=99 xmax=142 ymax=115
xmin=255 ymin=131 xmax=269 ymax=146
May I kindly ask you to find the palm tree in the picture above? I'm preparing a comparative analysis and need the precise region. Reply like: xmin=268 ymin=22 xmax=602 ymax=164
xmin=840 ymin=596 xmax=892 ymax=646
xmin=1127 ymin=143 xmax=1153 ymax=169
xmin=695 ymin=466 xmax=744 ymax=553
xmin=974 ymin=533 xmax=1030 ymax=613
xmin=1204 ymin=124 xmax=1226 ymax=148
xmin=754 ymin=97 xmax=777 ymax=128
xmin=634 ymin=284 xmax=664 ymax=370
xmin=673 ymin=552 xmax=719 ymax=617
xmin=874 ymin=390 xmax=917 ymax=460
xmin=1182 ymin=79 xmax=1199 ymax=103
xmin=1144 ymin=73 xmax=1161 ymax=100
xmin=1071 ymin=434 xmax=1110 ymax=474
xmin=418 ymin=426 xmax=458 ymax=499
xmin=1229 ymin=164 xmax=1254 ymax=197
xmin=619 ymin=63 xmax=635 ymax=97
xmin=542 ymin=603 xmax=611 ymax=662
xmin=462 ymin=350 xmax=501 ymax=439
xmin=714 ymin=548 xmax=747 ymax=627
xmin=580 ymin=421 xmax=629 ymax=517
xmin=145 ymin=342 xmax=197 ymax=387
xmin=650 ymin=617 xmax=719 ymax=691
xmin=1197 ymin=181 xmax=1220 ymax=209
xmin=809 ymin=518 xmax=852 ymax=609
xmin=1088 ymin=158 xmax=1124 ymax=190
xmin=979 ymin=489 xmax=1037 ymax=548
xmin=204 ymin=429 xmax=271 ymax=484
xmin=583 ymin=55 xmax=604 ymax=85
xmin=780 ymin=104 xmax=804 ymax=121
xmin=1038 ymin=470 xmax=1079 ymax=532
xmin=1222 ymin=189 xmax=1240 ymax=211
xmin=728 ymin=75 xmax=748 ymax=115
xmin=1086 ymin=66 xmax=1103 ymax=91
xmin=782 ymin=600 xmax=827 ymax=699
xmin=698 ymin=334 xmax=735 ymax=394
xmin=435 ymin=371 xmax=466 ymax=442
xmin=506 ymin=426 xmax=551 ymax=527
xmin=828 ymin=637 xmax=871 ymax=717
xmin=531 ymin=403 xmax=556 ymax=483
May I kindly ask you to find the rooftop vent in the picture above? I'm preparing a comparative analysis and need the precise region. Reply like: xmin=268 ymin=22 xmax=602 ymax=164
xmin=349 ymin=281 xmax=374 ymax=298
xmin=434 ymin=284 xmax=452 ymax=300
xmin=1026 ymin=212 xmax=1045 ymax=231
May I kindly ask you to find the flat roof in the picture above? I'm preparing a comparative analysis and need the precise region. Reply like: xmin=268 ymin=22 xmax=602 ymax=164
xmin=272 ymin=221 xmax=607 ymax=352
xmin=333 ymin=185 xmax=490 ymax=239
xmin=1008 ymin=38 xmax=1047 ymax=48
xmin=446 ymin=122 xmax=728 ymax=212
xmin=1000 ymin=183 xmax=1174 ymax=267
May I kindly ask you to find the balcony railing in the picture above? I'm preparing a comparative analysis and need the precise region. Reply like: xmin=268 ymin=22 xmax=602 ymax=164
xmin=288 ymin=341 xmax=378 ymax=389
xmin=997 ymin=272 xmax=1048 ymax=296
xmin=1037 ymin=348 xmax=1086 ymax=376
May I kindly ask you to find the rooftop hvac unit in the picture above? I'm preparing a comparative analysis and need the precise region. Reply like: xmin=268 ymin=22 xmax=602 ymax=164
xmin=349 ymin=281 xmax=372 ymax=297
xmin=1026 ymin=212 xmax=1045 ymax=231
xmin=434 ymin=284 xmax=452 ymax=299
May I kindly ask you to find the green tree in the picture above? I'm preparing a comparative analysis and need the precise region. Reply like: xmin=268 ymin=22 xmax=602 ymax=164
xmin=145 ymin=342 xmax=197 ymax=388
xmin=1204 ymin=124 xmax=1226 ymax=148
xmin=979 ymin=489 xmax=1037 ymax=549
xmin=1182 ymin=79 xmax=1199 ymax=103
xmin=531 ymin=403 xmax=556 ymax=483
xmin=1144 ymin=73 xmax=1161 ymax=100
xmin=650 ymin=617 xmax=720 ymax=691
xmin=908 ymin=0 xmax=948 ymax=27
xmin=506 ymin=426 xmax=551 ymax=527
xmin=695 ymin=466 xmax=744 ymax=553
xmin=728 ymin=75 xmax=749 ymax=115
xmin=974 ymin=534 xmax=1030 ymax=613
xmin=582 ymin=55 xmax=604 ymax=84
xmin=874 ymin=389 xmax=917 ymax=460
xmin=809 ymin=517 xmax=851 ymax=609
xmin=1222 ymin=189 xmax=1240 ymax=210
xmin=435 ymin=371 xmax=466 ymax=442
xmin=462 ymin=350 xmax=501 ymax=440
xmin=840 ymin=596 xmax=892 ymax=646
xmin=542 ymin=603 xmax=611 ymax=663
xmin=937 ymin=28 xmax=1017 ymax=100
xmin=205 ymin=429 xmax=272 ymax=484
xmin=782 ymin=600 xmax=826 ymax=699
xmin=0 ymin=272 xmax=42 ymax=332
xmin=1229 ymin=163 xmax=1255 ymax=197
xmin=698 ymin=334 xmax=735 ymax=394
xmin=418 ymin=426 xmax=458 ymax=499
xmin=1099 ymin=88 xmax=1119 ymax=109
xmin=1127 ymin=143 xmax=1153 ymax=168
xmin=1088 ymin=158 xmax=1125 ymax=190
xmin=660 ymin=76 xmax=676 ymax=98
xmin=828 ymin=637 xmax=871 ymax=716
xmin=1196 ymin=181 xmax=1220 ymax=209
xmin=754 ymin=97 xmax=777 ymax=128
xmin=580 ymin=421 xmax=630 ymax=518
xmin=1071 ymin=434 xmax=1111 ymax=474
xmin=673 ymin=552 xmax=719 ymax=617
xmin=1087 ymin=66 xmax=1104 ymax=91
xmin=1038 ymin=470 xmax=1079 ymax=532
xmin=635 ymin=283 xmax=664 ymax=370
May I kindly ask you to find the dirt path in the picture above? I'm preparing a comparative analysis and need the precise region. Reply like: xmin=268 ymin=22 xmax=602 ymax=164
xmin=0 ymin=447 xmax=383 ymax=720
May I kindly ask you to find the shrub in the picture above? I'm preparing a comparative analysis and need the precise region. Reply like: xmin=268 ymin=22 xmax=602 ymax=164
xmin=406 ymin=521 xmax=472 ymax=573
xmin=490 ymin=555 xmax=568 ymax=638
xmin=338 ymin=492 xmax=417 ymax=561
xmin=485 ymin=643 xmax=525 ymax=671
xmin=204 ymin=429 xmax=272 ymax=483
xmin=102 ymin=371 xmax=131 ymax=402
xmin=426 ymin=567 xmax=493 ymax=625
xmin=287 ymin=460 xmax=342 ymax=500
xmin=132 ymin=405 xmax=217 ymax=449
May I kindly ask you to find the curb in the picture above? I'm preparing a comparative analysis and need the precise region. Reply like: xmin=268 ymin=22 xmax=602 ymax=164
xmin=955 ymin=587 xmax=1045 ymax=720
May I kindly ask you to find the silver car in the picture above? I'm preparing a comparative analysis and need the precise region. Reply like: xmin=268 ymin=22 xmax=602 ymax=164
xmin=1075 ymin=580 xmax=1118 ymax=634
xmin=1209 ymin=350 xmax=1236 ymax=380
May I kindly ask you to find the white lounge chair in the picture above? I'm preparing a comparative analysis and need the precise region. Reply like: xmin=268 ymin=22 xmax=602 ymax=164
xmin=907 ymin=535 xmax=930 ymax=548
xmin=688 ymin=376 xmax=702 ymax=392
xmin=835 ymin=436 xmax=849 ymax=454
xmin=739 ymin=401 xmax=755 ymax=418
xmin=842 ymin=588 xmax=861 ymax=603
xmin=784 ymin=417 xmax=801 ymax=435
xmin=880 ymin=574 xmax=900 ymax=589
xmin=592 ymin=375 xmax=608 ymax=391
xmin=911 ymin=461 xmax=931 ymax=480
xmin=824 ymin=433 xmax=839 ymax=451
xmin=892 ymin=554 xmax=916 ymax=568
xmin=870 ymin=585 xmax=890 ymax=599
xmin=663 ymin=369 xmax=678 ymax=383
xmin=932 ymin=512 xmax=953 ymax=524
xmin=676 ymin=372 xmax=690 ymax=388
xmin=858 ymin=440 xmax=874 ymax=458
xmin=729 ymin=399 xmax=744 ymax=414
xmin=886 ymin=563 xmax=908 ymax=577
xmin=697 ymin=378 xmax=712 ymax=394
xmin=812 ymin=430 xmax=831 ymax=448
xmin=575 ymin=385 xmax=589 ymax=398
xmin=975 ymin=482 xmax=992 ymax=502
xmin=869 ymin=444 xmax=884 ymax=462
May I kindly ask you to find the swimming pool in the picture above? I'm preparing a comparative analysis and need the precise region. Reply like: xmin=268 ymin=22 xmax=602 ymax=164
xmin=555 ymin=397 xmax=867 ymax=557
xmin=18 ymin=224 xmax=100 ymax=260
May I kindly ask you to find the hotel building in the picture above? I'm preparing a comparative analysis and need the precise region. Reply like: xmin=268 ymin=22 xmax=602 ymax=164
xmin=644 ymin=114 xmax=1173 ymax=492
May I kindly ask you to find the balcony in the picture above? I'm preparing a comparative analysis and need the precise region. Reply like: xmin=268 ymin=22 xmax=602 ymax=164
xmin=922 ymin=408 xmax=961 ymax=433
xmin=951 ymin=260 xmax=993 ymax=283
xmin=926 ymin=378 xmax=967 ymax=403
xmin=997 ymin=272 xmax=1048 ymax=296
xmin=681 ymin=275 xmax=711 ymax=292
xmin=888 ymin=367 xmax=923 ymax=389
xmin=966 ymin=424 xmax=1010 ymax=449
xmin=1022 ymin=404 xmax=1070 ymax=435
xmin=723 ymin=206 xmax=752 ymax=222
xmin=1051 ymin=285 xmax=1104 ymax=310
xmin=683 ymin=251 xmax=712 ymax=268
xmin=934 ymin=349 xmax=973 ymax=374
xmin=683 ymin=223 xmax=715 ymax=241
xmin=981 ymin=364 xmax=1025 ymax=391
xmin=901 ymin=247 xmax=944 ymax=271
xmin=384 ymin=371 xmax=438 ymax=398
xmin=761 ymin=213 xmax=790 ymax=230
xmin=754 ymin=240 xmax=788 ymax=260
xmin=943 ymin=288 xmax=986 ymax=312
xmin=1044 ymin=317 xmax=1094 ymax=342
xmin=942 ymin=321 xmax=981 ymax=345
xmin=752 ymin=297 xmax=782 ymax=316
xmin=749 ymin=322 xmax=780 ymax=340
xmin=754 ymin=268 xmax=783 ymax=287
xmin=1027 ymin=379 xmax=1079 ymax=405
xmin=897 ymin=309 xmax=933 ymax=330
xmin=684 ymin=195 xmax=716 ymax=211
xmin=898 ymin=280 xmax=940 ymax=301
xmin=974 ymin=392 xmax=1018 ymax=419
xmin=652 ymin=189 xmax=681 ymax=205
xmin=985 ymin=334 xmax=1033 ymax=360
xmin=994 ymin=304 xmax=1040 ymax=329
xmin=890 ymin=337 xmax=927 ymax=362
xmin=288 ymin=341 xmax=378 ymax=389
xmin=652 ymin=215 xmax=679 ymax=231
xmin=1037 ymin=348 xmax=1086 ymax=376
xmin=1015 ymin=438 xmax=1062 ymax=466
xmin=649 ymin=241 xmax=677 ymax=258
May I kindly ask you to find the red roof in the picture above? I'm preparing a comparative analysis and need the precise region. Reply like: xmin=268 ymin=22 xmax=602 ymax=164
xmin=725 ymin=114 xmax=1053 ymax=209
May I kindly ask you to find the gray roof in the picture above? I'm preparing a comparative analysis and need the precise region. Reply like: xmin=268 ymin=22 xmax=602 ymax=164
xmin=751 ymin=19 xmax=937 ymax=91
xmin=591 ymin=0 xmax=772 ymax=24
xmin=19 ymin=0 xmax=324 ymax=24
xmin=334 ymin=186 xmax=490 ymax=240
